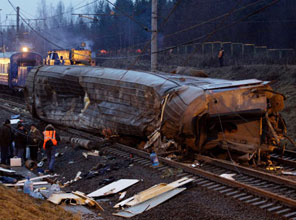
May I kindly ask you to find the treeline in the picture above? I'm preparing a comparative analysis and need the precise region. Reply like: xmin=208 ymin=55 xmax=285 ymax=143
xmin=1 ymin=0 xmax=296 ymax=55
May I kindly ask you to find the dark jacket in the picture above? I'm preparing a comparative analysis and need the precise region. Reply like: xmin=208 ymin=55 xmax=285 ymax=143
xmin=28 ymin=127 xmax=43 ymax=148
xmin=14 ymin=128 xmax=27 ymax=149
xmin=0 ymin=124 xmax=14 ymax=148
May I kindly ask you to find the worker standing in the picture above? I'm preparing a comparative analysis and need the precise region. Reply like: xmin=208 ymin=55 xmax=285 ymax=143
xmin=14 ymin=123 xmax=27 ymax=163
xmin=43 ymin=124 xmax=60 ymax=173
xmin=218 ymin=47 xmax=224 ymax=67
xmin=0 ymin=119 xmax=14 ymax=165
xmin=28 ymin=124 xmax=43 ymax=162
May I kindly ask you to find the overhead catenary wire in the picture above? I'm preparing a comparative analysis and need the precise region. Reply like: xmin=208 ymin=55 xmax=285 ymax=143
xmin=8 ymin=0 xmax=92 ymax=59
xmin=126 ymin=0 xmax=182 ymax=69
xmin=88 ymin=0 xmax=270 ymax=58
xmin=161 ymin=0 xmax=269 ymax=41
xmin=151 ymin=0 xmax=280 ymax=56
xmin=181 ymin=0 xmax=281 ymax=66
xmin=42 ymin=0 xmax=100 ymax=20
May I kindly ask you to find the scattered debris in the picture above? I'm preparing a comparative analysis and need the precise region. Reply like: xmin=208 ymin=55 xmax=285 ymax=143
xmin=220 ymin=173 xmax=236 ymax=181
xmin=17 ymin=174 xmax=55 ymax=184
xmin=114 ymin=177 xmax=193 ymax=208
xmin=70 ymin=137 xmax=94 ymax=150
xmin=150 ymin=152 xmax=159 ymax=166
xmin=266 ymin=166 xmax=283 ymax=171
xmin=83 ymin=150 xmax=100 ymax=159
xmin=37 ymin=161 xmax=44 ymax=168
xmin=10 ymin=157 xmax=22 ymax=167
xmin=4 ymin=181 xmax=48 ymax=187
xmin=74 ymin=171 xmax=82 ymax=182
xmin=119 ymin=191 xmax=127 ymax=201
xmin=48 ymin=191 xmax=104 ymax=211
xmin=55 ymin=152 xmax=64 ymax=158
xmin=87 ymin=179 xmax=139 ymax=198
xmin=144 ymin=130 xmax=160 ymax=149
xmin=282 ymin=171 xmax=296 ymax=176
xmin=62 ymin=171 xmax=82 ymax=187
xmin=48 ymin=193 xmax=85 ymax=205
xmin=0 ymin=167 xmax=16 ymax=173
xmin=25 ymin=160 xmax=37 ymax=169
xmin=191 ymin=162 xmax=200 ymax=168
xmin=72 ymin=191 xmax=104 ymax=211
xmin=0 ymin=176 xmax=17 ymax=184
xmin=113 ymin=188 xmax=186 ymax=218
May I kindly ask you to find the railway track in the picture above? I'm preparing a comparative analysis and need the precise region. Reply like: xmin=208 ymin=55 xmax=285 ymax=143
xmin=271 ymin=150 xmax=296 ymax=168
xmin=2 ymin=95 xmax=296 ymax=218
xmin=63 ymin=126 xmax=296 ymax=219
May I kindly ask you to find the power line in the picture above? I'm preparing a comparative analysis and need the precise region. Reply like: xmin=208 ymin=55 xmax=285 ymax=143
xmin=104 ymin=0 xmax=150 ymax=32
xmin=181 ymin=0 xmax=281 ymax=66
xmin=8 ymin=0 xmax=65 ymax=49
xmin=123 ymin=0 xmax=182 ymax=73
xmin=42 ymin=0 xmax=100 ymax=20
xmin=161 ymin=0 xmax=268 ymax=41
xmin=153 ymin=0 xmax=280 ymax=55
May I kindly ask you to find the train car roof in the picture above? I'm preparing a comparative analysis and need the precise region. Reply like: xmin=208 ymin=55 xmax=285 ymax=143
xmin=0 ymin=52 xmax=16 ymax=59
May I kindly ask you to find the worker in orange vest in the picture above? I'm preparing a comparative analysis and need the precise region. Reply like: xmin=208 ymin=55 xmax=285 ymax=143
xmin=218 ymin=47 xmax=224 ymax=67
xmin=43 ymin=124 xmax=60 ymax=173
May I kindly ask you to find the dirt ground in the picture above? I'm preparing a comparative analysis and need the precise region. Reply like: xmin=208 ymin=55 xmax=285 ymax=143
xmin=0 ymin=185 xmax=79 ymax=220
xmin=53 ymin=141 xmax=283 ymax=220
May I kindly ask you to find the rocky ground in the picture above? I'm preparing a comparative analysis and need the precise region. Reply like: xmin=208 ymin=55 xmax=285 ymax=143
xmin=0 ymin=108 xmax=284 ymax=220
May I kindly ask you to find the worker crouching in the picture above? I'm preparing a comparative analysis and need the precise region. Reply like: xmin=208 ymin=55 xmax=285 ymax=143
xmin=43 ymin=124 xmax=60 ymax=173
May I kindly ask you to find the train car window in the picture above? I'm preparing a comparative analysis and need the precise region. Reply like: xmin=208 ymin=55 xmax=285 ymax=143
xmin=17 ymin=59 xmax=36 ymax=67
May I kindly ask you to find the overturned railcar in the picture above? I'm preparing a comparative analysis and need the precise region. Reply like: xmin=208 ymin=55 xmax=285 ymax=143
xmin=25 ymin=66 xmax=286 ymax=160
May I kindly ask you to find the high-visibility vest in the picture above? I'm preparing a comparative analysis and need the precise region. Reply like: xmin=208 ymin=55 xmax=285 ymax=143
xmin=43 ymin=130 xmax=57 ymax=149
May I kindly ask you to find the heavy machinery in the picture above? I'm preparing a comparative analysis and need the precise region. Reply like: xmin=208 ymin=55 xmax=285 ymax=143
xmin=46 ymin=49 xmax=92 ymax=66
xmin=25 ymin=65 xmax=289 ymax=164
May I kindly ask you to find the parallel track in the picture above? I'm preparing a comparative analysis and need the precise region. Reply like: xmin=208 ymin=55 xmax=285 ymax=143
xmin=2 ymin=95 xmax=296 ymax=219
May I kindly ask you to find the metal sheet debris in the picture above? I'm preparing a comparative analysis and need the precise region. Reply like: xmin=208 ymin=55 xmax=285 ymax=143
xmin=48 ymin=193 xmax=85 ymax=205
xmin=119 ymin=191 xmax=127 ymax=201
xmin=4 ymin=181 xmax=49 ymax=187
xmin=72 ymin=191 xmax=104 ymax=211
xmin=83 ymin=150 xmax=100 ymax=158
xmin=17 ymin=174 xmax=55 ymax=184
xmin=220 ymin=173 xmax=236 ymax=181
xmin=282 ymin=171 xmax=296 ymax=176
xmin=87 ymin=179 xmax=139 ymax=198
xmin=0 ymin=167 xmax=16 ymax=173
xmin=114 ymin=177 xmax=193 ymax=208
xmin=113 ymin=188 xmax=186 ymax=218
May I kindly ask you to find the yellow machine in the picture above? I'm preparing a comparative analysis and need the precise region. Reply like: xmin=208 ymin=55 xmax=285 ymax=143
xmin=46 ymin=49 xmax=92 ymax=66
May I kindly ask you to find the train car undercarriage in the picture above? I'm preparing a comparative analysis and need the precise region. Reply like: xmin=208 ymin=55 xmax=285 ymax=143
xmin=24 ymin=66 xmax=291 ymax=165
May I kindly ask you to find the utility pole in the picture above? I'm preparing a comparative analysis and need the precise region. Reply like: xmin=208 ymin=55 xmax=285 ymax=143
xmin=151 ymin=0 xmax=158 ymax=72
xmin=16 ymin=6 xmax=20 ymax=48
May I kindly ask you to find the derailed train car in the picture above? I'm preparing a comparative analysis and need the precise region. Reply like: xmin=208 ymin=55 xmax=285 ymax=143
xmin=25 ymin=66 xmax=287 ymax=162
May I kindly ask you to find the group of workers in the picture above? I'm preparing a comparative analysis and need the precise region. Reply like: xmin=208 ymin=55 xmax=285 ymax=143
xmin=0 ymin=120 xmax=60 ymax=173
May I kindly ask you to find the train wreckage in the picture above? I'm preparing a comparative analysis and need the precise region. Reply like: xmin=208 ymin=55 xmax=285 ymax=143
xmin=25 ymin=66 xmax=288 ymax=163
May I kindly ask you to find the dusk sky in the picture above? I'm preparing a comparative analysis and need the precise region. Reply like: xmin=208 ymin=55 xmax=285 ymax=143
xmin=0 ymin=0 xmax=115 ymax=25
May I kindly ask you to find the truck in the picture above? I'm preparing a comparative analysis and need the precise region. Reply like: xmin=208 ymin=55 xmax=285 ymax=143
xmin=46 ymin=49 xmax=92 ymax=66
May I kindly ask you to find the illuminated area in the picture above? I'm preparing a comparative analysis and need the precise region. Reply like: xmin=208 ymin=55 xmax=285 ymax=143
xmin=21 ymin=47 xmax=29 ymax=52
